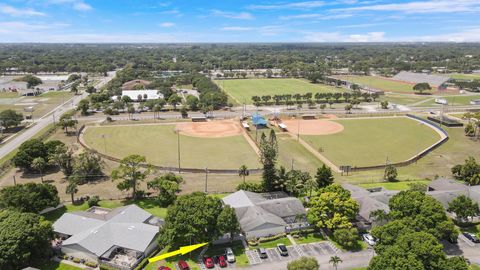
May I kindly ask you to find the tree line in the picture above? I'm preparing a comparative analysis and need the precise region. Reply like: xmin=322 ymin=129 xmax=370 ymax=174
xmin=251 ymin=91 xmax=379 ymax=107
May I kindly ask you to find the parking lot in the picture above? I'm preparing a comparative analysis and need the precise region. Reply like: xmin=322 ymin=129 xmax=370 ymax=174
xmin=245 ymin=242 xmax=337 ymax=265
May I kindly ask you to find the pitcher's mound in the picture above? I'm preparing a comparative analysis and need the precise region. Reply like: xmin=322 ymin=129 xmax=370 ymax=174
xmin=282 ymin=119 xmax=344 ymax=135
xmin=176 ymin=120 xmax=243 ymax=138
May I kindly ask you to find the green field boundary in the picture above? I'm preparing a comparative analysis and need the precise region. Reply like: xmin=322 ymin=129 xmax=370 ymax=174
xmin=214 ymin=79 xmax=242 ymax=105
xmin=78 ymin=124 xmax=263 ymax=174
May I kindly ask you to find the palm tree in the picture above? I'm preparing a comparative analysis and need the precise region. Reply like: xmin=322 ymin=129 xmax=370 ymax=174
xmin=329 ymin=256 xmax=342 ymax=270
xmin=238 ymin=165 xmax=249 ymax=184
xmin=31 ymin=157 xmax=46 ymax=183
xmin=66 ymin=179 xmax=78 ymax=204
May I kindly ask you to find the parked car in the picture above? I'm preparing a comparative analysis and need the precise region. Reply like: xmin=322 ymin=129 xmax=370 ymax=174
xmin=277 ymin=244 xmax=289 ymax=256
xmin=362 ymin=233 xmax=376 ymax=246
xmin=463 ymin=232 xmax=480 ymax=243
xmin=257 ymin=248 xmax=268 ymax=259
xmin=204 ymin=257 xmax=215 ymax=269
xmin=157 ymin=267 xmax=171 ymax=270
xmin=225 ymin=248 xmax=235 ymax=263
xmin=218 ymin=255 xmax=227 ymax=268
xmin=178 ymin=260 xmax=190 ymax=270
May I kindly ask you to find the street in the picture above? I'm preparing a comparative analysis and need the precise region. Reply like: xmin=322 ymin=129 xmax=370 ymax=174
xmin=0 ymin=71 xmax=116 ymax=161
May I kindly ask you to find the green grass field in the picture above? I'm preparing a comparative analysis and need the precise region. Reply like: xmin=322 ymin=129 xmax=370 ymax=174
xmin=83 ymin=124 xmax=260 ymax=170
xmin=358 ymin=180 xmax=430 ymax=190
xmin=335 ymin=75 xmax=418 ymax=93
xmin=0 ymin=91 xmax=73 ymax=118
xmin=257 ymin=236 xmax=293 ymax=249
xmin=302 ymin=117 xmax=441 ymax=167
xmin=412 ymin=94 xmax=480 ymax=107
xmin=216 ymin=78 xmax=341 ymax=105
xmin=0 ymin=92 xmax=19 ymax=98
xmin=36 ymin=261 xmax=82 ymax=270
xmin=447 ymin=73 xmax=480 ymax=80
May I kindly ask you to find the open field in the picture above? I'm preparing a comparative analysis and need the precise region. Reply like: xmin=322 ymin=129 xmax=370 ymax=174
xmin=379 ymin=92 xmax=432 ymax=105
xmin=301 ymin=117 xmax=441 ymax=168
xmin=82 ymin=122 xmax=261 ymax=170
xmin=335 ymin=75 xmax=417 ymax=93
xmin=412 ymin=94 xmax=480 ymax=107
xmin=358 ymin=180 xmax=430 ymax=190
xmin=216 ymin=78 xmax=341 ymax=105
xmin=447 ymin=73 xmax=480 ymax=80
xmin=0 ymin=91 xmax=74 ymax=118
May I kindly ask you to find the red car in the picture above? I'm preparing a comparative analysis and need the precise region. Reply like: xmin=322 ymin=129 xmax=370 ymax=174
xmin=178 ymin=261 xmax=190 ymax=270
xmin=157 ymin=267 xmax=171 ymax=270
xmin=218 ymin=255 xmax=227 ymax=268
xmin=204 ymin=257 xmax=215 ymax=269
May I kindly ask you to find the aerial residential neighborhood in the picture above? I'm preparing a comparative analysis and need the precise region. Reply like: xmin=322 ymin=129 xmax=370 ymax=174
xmin=2 ymin=1 xmax=480 ymax=270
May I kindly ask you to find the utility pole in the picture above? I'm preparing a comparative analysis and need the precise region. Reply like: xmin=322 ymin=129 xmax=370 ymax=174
xmin=204 ymin=167 xmax=208 ymax=193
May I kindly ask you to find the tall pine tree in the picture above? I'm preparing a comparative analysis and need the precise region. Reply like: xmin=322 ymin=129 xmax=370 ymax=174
xmin=259 ymin=130 xmax=279 ymax=191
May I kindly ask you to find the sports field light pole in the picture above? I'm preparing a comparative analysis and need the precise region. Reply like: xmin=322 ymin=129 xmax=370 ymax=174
xmin=175 ymin=128 xmax=181 ymax=173
xmin=204 ymin=167 xmax=209 ymax=193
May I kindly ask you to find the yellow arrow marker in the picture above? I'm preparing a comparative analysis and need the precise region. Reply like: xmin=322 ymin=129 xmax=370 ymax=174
xmin=148 ymin=243 xmax=208 ymax=263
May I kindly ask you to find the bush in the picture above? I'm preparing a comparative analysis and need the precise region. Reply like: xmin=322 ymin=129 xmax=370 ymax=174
xmin=72 ymin=258 xmax=81 ymax=263
xmin=87 ymin=196 xmax=100 ymax=207
xmin=63 ymin=255 xmax=69 ymax=260
xmin=236 ymin=182 xmax=264 ymax=193
xmin=333 ymin=228 xmax=360 ymax=250
xmin=258 ymin=233 xmax=287 ymax=243
xmin=85 ymin=261 xmax=98 ymax=268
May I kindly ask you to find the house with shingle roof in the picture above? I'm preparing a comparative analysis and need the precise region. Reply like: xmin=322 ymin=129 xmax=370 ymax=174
xmin=222 ymin=191 xmax=308 ymax=239
xmin=53 ymin=204 xmax=160 ymax=269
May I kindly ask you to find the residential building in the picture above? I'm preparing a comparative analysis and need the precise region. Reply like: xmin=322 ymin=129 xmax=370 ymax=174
xmin=222 ymin=191 xmax=308 ymax=239
xmin=53 ymin=204 xmax=160 ymax=270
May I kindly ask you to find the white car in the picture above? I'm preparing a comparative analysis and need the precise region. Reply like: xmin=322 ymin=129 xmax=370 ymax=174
xmin=362 ymin=233 xmax=376 ymax=246
xmin=225 ymin=247 xmax=235 ymax=263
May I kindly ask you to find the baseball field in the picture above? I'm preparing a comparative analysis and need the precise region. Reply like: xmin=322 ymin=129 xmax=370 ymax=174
xmin=82 ymin=121 xmax=261 ymax=170
xmin=215 ymin=78 xmax=341 ymax=105
xmin=299 ymin=117 xmax=442 ymax=167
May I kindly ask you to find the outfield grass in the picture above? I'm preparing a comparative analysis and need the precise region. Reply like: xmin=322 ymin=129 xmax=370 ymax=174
xmin=302 ymin=117 xmax=441 ymax=168
xmin=83 ymin=124 xmax=261 ymax=170
xmin=0 ymin=92 xmax=19 ymax=98
xmin=358 ymin=180 xmax=430 ymax=190
xmin=380 ymin=93 xmax=431 ymax=105
xmin=413 ymin=94 xmax=480 ymax=107
xmin=216 ymin=78 xmax=341 ymax=105
xmin=0 ymin=91 xmax=73 ymax=118
xmin=335 ymin=75 xmax=417 ymax=93
xmin=447 ymin=73 xmax=480 ymax=80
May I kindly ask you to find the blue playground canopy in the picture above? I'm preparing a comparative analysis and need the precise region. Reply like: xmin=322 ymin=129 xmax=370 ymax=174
xmin=252 ymin=113 xmax=268 ymax=126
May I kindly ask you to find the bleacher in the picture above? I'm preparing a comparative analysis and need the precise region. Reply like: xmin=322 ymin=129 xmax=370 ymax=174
xmin=393 ymin=71 xmax=451 ymax=87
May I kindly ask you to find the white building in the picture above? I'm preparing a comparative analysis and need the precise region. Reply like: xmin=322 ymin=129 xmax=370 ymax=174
xmin=121 ymin=90 xmax=163 ymax=101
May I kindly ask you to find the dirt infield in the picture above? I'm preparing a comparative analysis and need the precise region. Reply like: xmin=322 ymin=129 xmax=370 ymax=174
xmin=281 ymin=119 xmax=344 ymax=135
xmin=176 ymin=120 xmax=243 ymax=138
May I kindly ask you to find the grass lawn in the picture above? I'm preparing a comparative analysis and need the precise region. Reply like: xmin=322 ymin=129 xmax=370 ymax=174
xmin=335 ymin=75 xmax=418 ymax=94
xmin=256 ymin=237 xmax=292 ymax=249
xmin=358 ymin=180 xmax=430 ymax=190
xmin=216 ymin=78 xmax=341 ymax=105
xmin=447 ymin=73 xmax=480 ymax=80
xmin=302 ymin=117 xmax=441 ymax=168
xmin=43 ymin=198 xmax=167 ymax=222
xmin=35 ymin=261 xmax=82 ymax=270
xmin=0 ymin=92 xmax=19 ymax=98
xmin=380 ymin=92 xmax=432 ymax=105
xmin=293 ymin=232 xmax=325 ymax=245
xmin=0 ymin=91 xmax=73 ymax=118
xmin=83 ymin=124 xmax=260 ymax=170
xmin=413 ymin=94 xmax=480 ymax=107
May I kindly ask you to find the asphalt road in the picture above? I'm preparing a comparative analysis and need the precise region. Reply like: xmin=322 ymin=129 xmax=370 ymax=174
xmin=0 ymin=71 xmax=116 ymax=161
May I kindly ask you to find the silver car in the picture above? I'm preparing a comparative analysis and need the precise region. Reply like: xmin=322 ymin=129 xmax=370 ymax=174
xmin=225 ymin=247 xmax=235 ymax=263
xmin=362 ymin=233 xmax=376 ymax=246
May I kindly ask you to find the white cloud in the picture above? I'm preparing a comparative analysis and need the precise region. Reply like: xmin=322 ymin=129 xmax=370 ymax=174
xmin=211 ymin=10 xmax=254 ymax=19
xmin=406 ymin=28 xmax=480 ymax=42
xmin=0 ymin=21 xmax=69 ymax=33
xmin=221 ymin=26 xmax=253 ymax=31
xmin=333 ymin=0 xmax=480 ymax=14
xmin=0 ymin=4 xmax=45 ymax=17
xmin=248 ymin=1 xmax=326 ymax=10
xmin=280 ymin=13 xmax=353 ymax=20
xmin=305 ymin=31 xmax=385 ymax=42
xmin=48 ymin=0 xmax=92 ymax=11
xmin=159 ymin=22 xmax=175 ymax=27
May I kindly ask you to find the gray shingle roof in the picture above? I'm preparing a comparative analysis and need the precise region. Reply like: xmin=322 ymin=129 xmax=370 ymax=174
xmin=223 ymin=191 xmax=306 ymax=233
xmin=53 ymin=204 xmax=159 ymax=256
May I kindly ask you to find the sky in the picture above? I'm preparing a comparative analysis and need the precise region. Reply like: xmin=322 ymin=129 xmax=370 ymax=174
xmin=0 ymin=0 xmax=480 ymax=43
